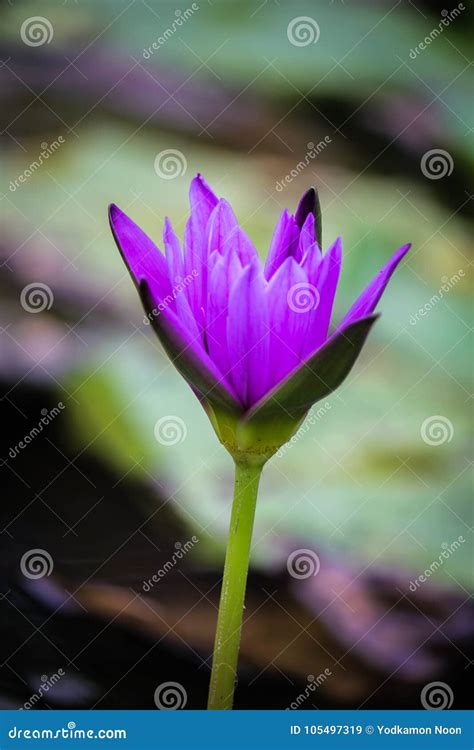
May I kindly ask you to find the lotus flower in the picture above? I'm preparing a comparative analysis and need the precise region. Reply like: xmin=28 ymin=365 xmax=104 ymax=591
xmin=109 ymin=174 xmax=410 ymax=463
xmin=109 ymin=174 xmax=411 ymax=710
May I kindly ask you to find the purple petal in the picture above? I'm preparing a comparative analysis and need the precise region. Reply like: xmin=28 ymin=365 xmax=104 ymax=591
xmin=266 ymin=257 xmax=310 ymax=388
xmin=109 ymin=203 xmax=171 ymax=300
xmin=264 ymin=210 xmax=288 ymax=279
xmin=163 ymin=218 xmax=200 ymax=338
xmin=245 ymin=314 xmax=378 ymax=421
xmin=300 ymin=241 xmax=322 ymax=285
xmin=184 ymin=175 xmax=219 ymax=321
xmin=340 ymin=243 xmax=411 ymax=328
xmin=183 ymin=217 xmax=202 ymax=323
xmin=232 ymin=226 xmax=258 ymax=266
xmin=299 ymin=213 xmax=319 ymax=257
xmin=264 ymin=210 xmax=299 ymax=279
xmin=300 ymin=237 xmax=342 ymax=358
xmin=189 ymin=173 xmax=219 ymax=230
xmin=207 ymin=199 xmax=238 ymax=254
xmin=163 ymin=217 xmax=183 ymax=283
xmin=227 ymin=263 xmax=270 ymax=406
xmin=206 ymin=250 xmax=241 ymax=378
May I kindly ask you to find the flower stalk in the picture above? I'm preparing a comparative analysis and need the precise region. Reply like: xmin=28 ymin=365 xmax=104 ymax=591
xmin=207 ymin=460 xmax=264 ymax=710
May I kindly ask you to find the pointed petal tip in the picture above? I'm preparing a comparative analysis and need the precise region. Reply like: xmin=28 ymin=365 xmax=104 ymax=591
xmin=108 ymin=203 xmax=128 ymax=238
xmin=295 ymin=187 xmax=317 ymax=229
xmin=108 ymin=202 xmax=122 ymax=222
xmin=389 ymin=242 xmax=412 ymax=266
xmin=163 ymin=216 xmax=176 ymax=244
xmin=300 ymin=186 xmax=316 ymax=202
xmin=339 ymin=242 xmax=411 ymax=329
xmin=389 ymin=241 xmax=412 ymax=267
xmin=192 ymin=172 xmax=214 ymax=192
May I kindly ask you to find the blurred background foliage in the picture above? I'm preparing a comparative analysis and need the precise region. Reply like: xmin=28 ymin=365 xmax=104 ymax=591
xmin=2 ymin=0 xmax=472 ymax=590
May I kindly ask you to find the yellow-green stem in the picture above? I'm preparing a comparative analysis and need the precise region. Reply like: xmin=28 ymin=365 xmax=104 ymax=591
xmin=207 ymin=460 xmax=263 ymax=710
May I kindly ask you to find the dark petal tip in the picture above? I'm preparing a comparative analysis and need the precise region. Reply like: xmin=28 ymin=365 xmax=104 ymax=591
xmin=294 ymin=187 xmax=316 ymax=229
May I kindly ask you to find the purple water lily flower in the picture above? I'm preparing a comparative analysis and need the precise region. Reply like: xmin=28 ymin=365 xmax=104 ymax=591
xmin=109 ymin=174 xmax=410 ymax=461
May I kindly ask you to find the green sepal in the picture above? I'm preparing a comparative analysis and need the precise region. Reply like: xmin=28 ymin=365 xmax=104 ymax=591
xmin=204 ymin=315 xmax=377 ymax=464
xmin=139 ymin=280 xmax=242 ymax=415
xmin=247 ymin=315 xmax=378 ymax=422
